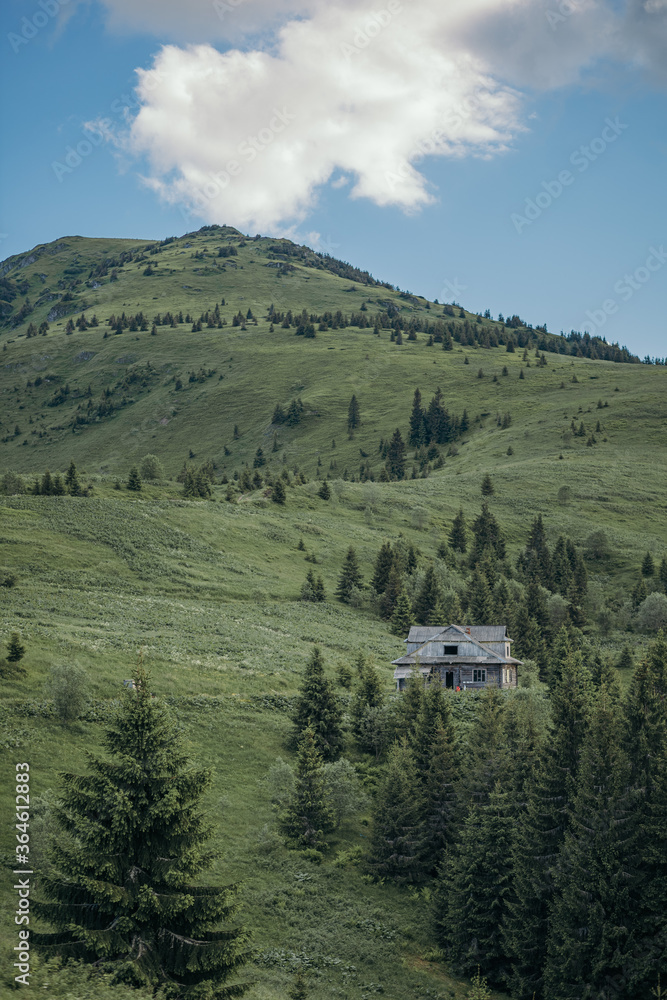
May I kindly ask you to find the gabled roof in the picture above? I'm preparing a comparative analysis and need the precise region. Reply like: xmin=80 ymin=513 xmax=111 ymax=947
xmin=404 ymin=624 xmax=510 ymax=644
xmin=394 ymin=623 xmax=521 ymax=667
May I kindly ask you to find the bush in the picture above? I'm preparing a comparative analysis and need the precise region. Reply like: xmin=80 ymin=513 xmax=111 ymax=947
xmin=46 ymin=664 xmax=91 ymax=722
xmin=139 ymin=454 xmax=164 ymax=480
xmin=321 ymin=758 xmax=369 ymax=828
xmin=636 ymin=592 xmax=667 ymax=632
xmin=1 ymin=470 xmax=25 ymax=495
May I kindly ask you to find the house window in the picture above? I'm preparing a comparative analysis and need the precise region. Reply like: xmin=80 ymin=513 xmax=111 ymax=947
xmin=444 ymin=645 xmax=458 ymax=655
xmin=473 ymin=669 xmax=486 ymax=683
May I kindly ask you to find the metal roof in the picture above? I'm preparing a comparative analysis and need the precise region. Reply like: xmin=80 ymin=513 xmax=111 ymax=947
xmin=405 ymin=624 xmax=510 ymax=644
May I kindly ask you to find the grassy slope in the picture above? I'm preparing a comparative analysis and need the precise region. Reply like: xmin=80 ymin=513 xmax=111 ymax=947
xmin=1 ymin=230 xmax=666 ymax=998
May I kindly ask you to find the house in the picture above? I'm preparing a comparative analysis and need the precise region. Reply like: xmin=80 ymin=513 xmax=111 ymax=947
xmin=392 ymin=623 xmax=521 ymax=691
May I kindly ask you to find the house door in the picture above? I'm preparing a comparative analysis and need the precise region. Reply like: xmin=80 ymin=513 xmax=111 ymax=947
xmin=445 ymin=671 xmax=454 ymax=689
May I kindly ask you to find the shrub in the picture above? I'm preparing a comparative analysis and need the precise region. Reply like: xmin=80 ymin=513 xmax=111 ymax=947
xmin=636 ymin=592 xmax=667 ymax=632
xmin=46 ymin=664 xmax=91 ymax=723
xmin=139 ymin=454 xmax=164 ymax=480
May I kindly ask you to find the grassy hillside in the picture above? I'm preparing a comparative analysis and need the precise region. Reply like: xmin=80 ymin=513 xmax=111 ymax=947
xmin=1 ymin=229 xmax=666 ymax=999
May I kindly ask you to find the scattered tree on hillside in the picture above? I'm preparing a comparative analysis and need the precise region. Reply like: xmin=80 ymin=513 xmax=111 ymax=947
xmin=449 ymin=509 xmax=467 ymax=553
xmin=292 ymin=647 xmax=342 ymax=760
xmin=385 ymin=428 xmax=406 ymax=480
xmin=347 ymin=394 xmax=360 ymax=431
xmin=335 ymin=546 xmax=363 ymax=603
xmin=126 ymin=466 xmax=142 ymax=491
xmin=642 ymin=551 xmax=656 ymax=577
xmin=481 ymin=474 xmax=495 ymax=496
xmin=33 ymin=664 xmax=250 ymax=996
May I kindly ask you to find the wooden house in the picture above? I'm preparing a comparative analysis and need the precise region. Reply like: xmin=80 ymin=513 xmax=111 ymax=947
xmin=392 ymin=623 xmax=521 ymax=691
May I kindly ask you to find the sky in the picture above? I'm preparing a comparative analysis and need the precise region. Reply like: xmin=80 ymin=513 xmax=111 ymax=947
xmin=1 ymin=0 xmax=665 ymax=357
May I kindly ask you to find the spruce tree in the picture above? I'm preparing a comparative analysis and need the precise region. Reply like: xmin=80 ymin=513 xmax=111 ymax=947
xmin=503 ymin=649 xmax=594 ymax=998
xmin=6 ymin=631 xmax=26 ymax=663
xmin=385 ymin=428 xmax=406 ymax=480
xmin=519 ymin=513 xmax=553 ymax=590
xmin=65 ymin=459 xmax=81 ymax=497
xmin=34 ymin=665 xmax=250 ymax=996
xmin=449 ymin=509 xmax=467 ymax=553
xmin=439 ymin=785 xmax=514 ymax=983
xmin=659 ymin=556 xmax=667 ymax=593
xmin=390 ymin=590 xmax=414 ymax=636
xmin=408 ymin=388 xmax=425 ymax=446
xmin=544 ymin=688 xmax=637 ymax=1000
xmin=368 ymin=740 xmax=422 ymax=884
xmin=253 ymin=447 xmax=265 ymax=468
xmin=347 ymin=394 xmax=360 ymax=431
xmin=480 ymin=473 xmax=494 ymax=496
xmin=335 ymin=546 xmax=363 ymax=603
xmin=418 ymin=715 xmax=457 ymax=877
xmin=372 ymin=541 xmax=395 ymax=594
xmin=281 ymin=726 xmax=334 ymax=852
xmin=41 ymin=469 xmax=54 ymax=496
xmin=465 ymin=569 xmax=493 ymax=624
xmin=292 ymin=647 xmax=343 ymax=760
xmin=551 ymin=535 xmax=572 ymax=596
xmin=642 ymin=551 xmax=656 ymax=577
xmin=317 ymin=479 xmax=330 ymax=500
xmin=127 ymin=466 xmax=142 ymax=491
xmin=413 ymin=565 xmax=441 ymax=623
xmin=380 ymin=563 xmax=403 ymax=619
xmin=272 ymin=478 xmax=286 ymax=504
xmin=470 ymin=503 xmax=505 ymax=565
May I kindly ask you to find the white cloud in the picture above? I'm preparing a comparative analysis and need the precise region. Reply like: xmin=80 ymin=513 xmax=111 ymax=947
xmin=127 ymin=1 xmax=527 ymax=232
xmin=115 ymin=0 xmax=667 ymax=233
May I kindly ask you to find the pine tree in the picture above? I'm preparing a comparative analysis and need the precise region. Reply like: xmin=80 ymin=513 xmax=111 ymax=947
xmin=347 ymin=394 xmax=360 ymax=431
xmin=351 ymin=661 xmax=385 ymax=750
xmin=65 ymin=459 xmax=81 ymax=496
xmin=551 ymin=535 xmax=572 ymax=596
xmin=281 ymin=726 xmax=334 ymax=852
xmin=335 ymin=546 xmax=363 ymax=603
xmin=385 ymin=428 xmax=406 ymax=480
xmin=40 ymin=469 xmax=54 ymax=496
xmin=470 ymin=503 xmax=505 ymax=565
xmin=33 ymin=665 xmax=250 ymax=995
xmin=449 ymin=509 xmax=467 ymax=553
xmin=372 ymin=541 xmax=395 ymax=594
xmin=413 ymin=565 xmax=442 ymax=623
xmin=503 ymin=651 xmax=594 ymax=999
xmin=253 ymin=446 xmax=265 ymax=468
xmin=659 ymin=556 xmax=667 ymax=593
xmin=6 ymin=631 xmax=26 ymax=663
xmin=544 ymin=687 xmax=638 ymax=1000
xmin=418 ymin=715 xmax=457 ymax=877
xmin=390 ymin=590 xmax=414 ymax=636
xmin=408 ymin=388 xmax=425 ymax=446
xmin=642 ymin=551 xmax=656 ymax=577
xmin=127 ymin=466 xmax=142 ymax=491
xmin=439 ymin=785 xmax=514 ymax=983
xmin=519 ymin=513 xmax=553 ymax=589
xmin=368 ymin=740 xmax=422 ymax=884
xmin=380 ymin=563 xmax=403 ymax=619
xmin=465 ymin=569 xmax=493 ymax=624
xmin=272 ymin=478 xmax=286 ymax=504
xmin=480 ymin=473 xmax=494 ymax=496
xmin=317 ymin=479 xmax=330 ymax=500
xmin=292 ymin=647 xmax=343 ymax=760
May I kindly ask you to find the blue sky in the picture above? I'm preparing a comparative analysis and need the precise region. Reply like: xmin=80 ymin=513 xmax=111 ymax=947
xmin=1 ymin=0 xmax=665 ymax=357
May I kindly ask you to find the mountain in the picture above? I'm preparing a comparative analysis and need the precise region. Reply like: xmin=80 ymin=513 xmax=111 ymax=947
xmin=1 ymin=228 xmax=666 ymax=999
